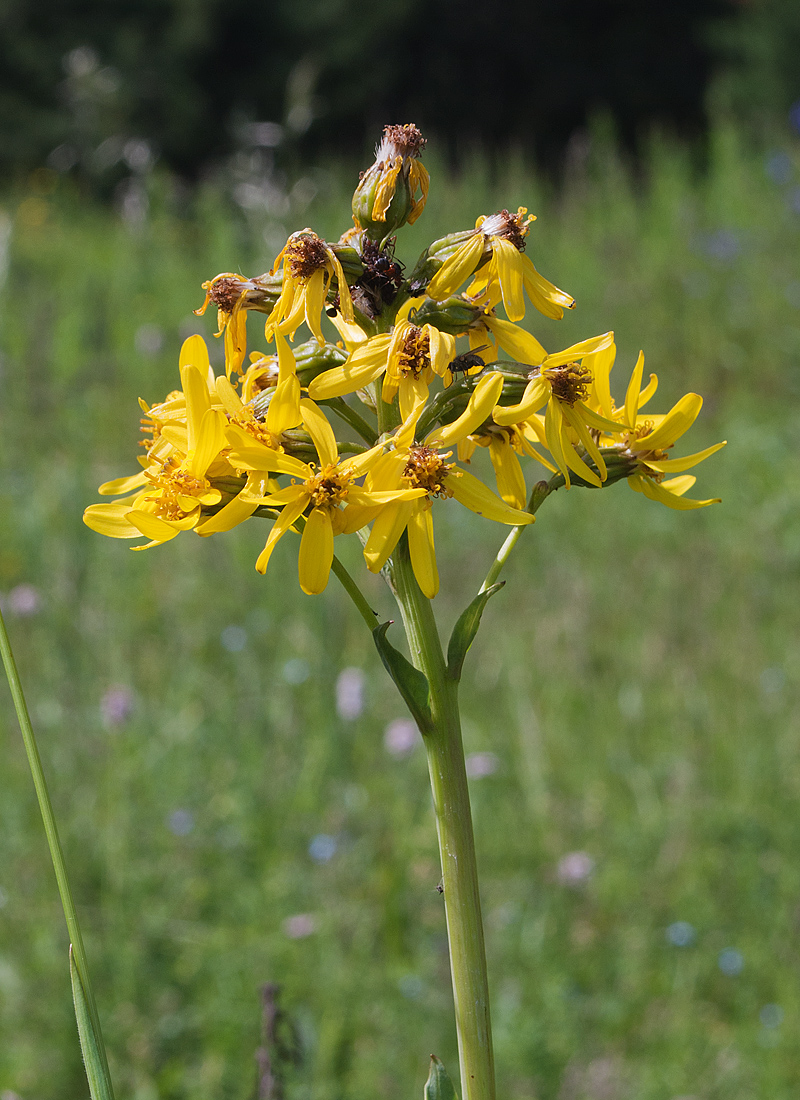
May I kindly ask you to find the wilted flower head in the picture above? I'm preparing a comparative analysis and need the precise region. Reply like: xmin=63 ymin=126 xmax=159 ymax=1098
xmin=353 ymin=123 xmax=429 ymax=236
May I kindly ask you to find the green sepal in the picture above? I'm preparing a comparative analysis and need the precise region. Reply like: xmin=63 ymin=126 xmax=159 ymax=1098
xmin=446 ymin=582 xmax=505 ymax=682
xmin=424 ymin=1055 xmax=459 ymax=1100
xmin=407 ymin=295 xmax=481 ymax=334
xmin=70 ymin=946 xmax=115 ymax=1100
xmin=373 ymin=622 xmax=433 ymax=733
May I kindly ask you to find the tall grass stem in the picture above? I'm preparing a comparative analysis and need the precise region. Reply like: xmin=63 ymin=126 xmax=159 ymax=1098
xmin=0 ymin=606 xmax=115 ymax=1096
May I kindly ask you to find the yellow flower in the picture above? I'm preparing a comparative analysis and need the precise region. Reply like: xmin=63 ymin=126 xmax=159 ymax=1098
xmin=309 ymin=303 xmax=455 ymax=418
xmin=224 ymin=399 xmax=425 ymax=594
xmin=352 ymin=124 xmax=429 ymax=232
xmin=427 ymin=208 xmax=574 ymax=322
xmin=589 ymin=346 xmax=726 ymax=509
xmin=460 ymin=423 xmax=557 ymax=509
xmin=194 ymin=272 xmax=252 ymax=377
xmin=265 ymin=230 xmax=354 ymax=347
xmin=361 ymin=373 xmax=535 ymax=598
xmin=84 ymin=353 xmax=229 ymax=546
xmin=493 ymin=332 xmax=619 ymax=488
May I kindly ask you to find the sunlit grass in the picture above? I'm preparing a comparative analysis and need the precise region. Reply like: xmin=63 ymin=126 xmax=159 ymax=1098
xmin=2 ymin=120 xmax=800 ymax=1098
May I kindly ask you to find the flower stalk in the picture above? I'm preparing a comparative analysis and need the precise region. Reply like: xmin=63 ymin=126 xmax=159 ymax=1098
xmin=80 ymin=120 xmax=725 ymax=1095
xmin=390 ymin=538 xmax=495 ymax=1100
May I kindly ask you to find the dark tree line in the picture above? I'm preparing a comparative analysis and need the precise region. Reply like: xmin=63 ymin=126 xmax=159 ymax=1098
xmin=0 ymin=0 xmax=796 ymax=184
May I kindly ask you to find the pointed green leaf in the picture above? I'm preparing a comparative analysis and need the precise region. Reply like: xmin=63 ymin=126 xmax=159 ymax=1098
xmin=373 ymin=622 xmax=433 ymax=734
xmin=424 ymin=1055 xmax=459 ymax=1100
xmin=446 ymin=582 xmax=505 ymax=681
xmin=70 ymin=947 xmax=115 ymax=1100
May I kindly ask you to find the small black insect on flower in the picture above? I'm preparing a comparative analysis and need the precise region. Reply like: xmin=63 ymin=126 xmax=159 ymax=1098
xmin=445 ymin=344 xmax=491 ymax=387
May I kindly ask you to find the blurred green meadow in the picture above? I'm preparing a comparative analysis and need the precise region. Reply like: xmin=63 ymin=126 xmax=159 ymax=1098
xmin=2 ymin=121 xmax=800 ymax=1099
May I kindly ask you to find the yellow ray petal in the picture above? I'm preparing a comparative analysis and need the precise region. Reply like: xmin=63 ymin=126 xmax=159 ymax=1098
xmin=543 ymin=331 xmax=614 ymax=369
xmin=407 ymin=505 xmax=439 ymax=598
xmin=128 ymin=510 xmax=189 ymax=542
xmin=560 ymin=403 xmax=607 ymax=482
xmin=630 ymin=473 xmax=720 ymax=510
xmin=364 ymin=500 xmax=415 ymax=572
xmin=215 ymin=374 xmax=244 ymax=417
xmin=544 ymin=400 xmax=570 ymax=487
xmin=449 ymin=468 xmax=535 ymax=524
xmin=399 ymin=374 xmax=430 ymax=423
xmin=427 ymin=234 xmax=486 ymax=300
xmin=181 ymin=363 xmax=212 ymax=454
xmin=484 ymin=316 xmax=546 ymax=365
xmin=327 ymin=247 xmax=354 ymax=322
xmin=426 ymin=325 xmax=455 ymax=377
xmin=304 ymin=267 xmax=328 ymax=346
xmin=179 ymin=334 xmax=210 ymax=374
xmin=427 ymin=371 xmax=504 ymax=449
xmin=624 ymin=350 xmax=645 ymax=428
xmin=493 ymin=239 xmax=526 ymax=322
xmin=255 ymin=496 xmax=307 ymax=575
xmin=636 ymin=393 xmax=703 ymax=451
xmin=300 ymin=398 xmax=338 ymax=467
xmin=558 ymin=429 xmax=603 ymax=488
xmin=338 ymin=439 xmax=393 ymax=480
xmin=488 ymin=436 xmax=526 ymax=509
xmin=266 ymin=374 xmax=302 ymax=435
xmin=298 ymin=507 xmax=334 ymax=594
xmin=347 ymin=486 xmax=426 ymax=506
xmin=98 ymin=471 xmax=148 ymax=496
xmin=308 ymin=335 xmax=391 ymax=400
xmin=638 ymin=373 xmax=658 ymax=408
xmin=225 ymin=426 xmax=310 ymax=477
xmin=195 ymin=494 xmax=259 ymax=535
xmin=188 ymin=407 xmax=225 ymax=477
xmin=644 ymin=441 xmax=726 ymax=473
xmin=159 ymin=425 xmax=189 ymax=453
xmin=520 ymin=254 xmax=575 ymax=314
xmin=493 ymin=375 xmax=549 ymax=426
xmin=337 ymin=502 xmax=385 ymax=535
xmin=83 ymin=503 xmax=146 ymax=538
xmin=585 ymin=342 xmax=616 ymax=419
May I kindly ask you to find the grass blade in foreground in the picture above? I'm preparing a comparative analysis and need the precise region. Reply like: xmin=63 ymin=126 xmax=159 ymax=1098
xmin=71 ymin=946 xmax=114 ymax=1100
xmin=0 ymin=607 xmax=116 ymax=1099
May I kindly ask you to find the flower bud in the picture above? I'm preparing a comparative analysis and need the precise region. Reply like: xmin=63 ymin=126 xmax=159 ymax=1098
xmin=352 ymin=124 xmax=429 ymax=238
xmin=293 ymin=339 xmax=348 ymax=385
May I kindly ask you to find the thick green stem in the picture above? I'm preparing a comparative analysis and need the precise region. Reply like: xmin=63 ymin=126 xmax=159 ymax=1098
xmin=392 ymin=541 xmax=495 ymax=1100
xmin=0 ymin=607 xmax=115 ymax=1094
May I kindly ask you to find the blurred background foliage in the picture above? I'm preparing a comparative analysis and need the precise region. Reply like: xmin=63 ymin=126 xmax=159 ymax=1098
xmin=2 ymin=4 xmax=800 ymax=1100
xmin=1 ymin=0 xmax=800 ymax=194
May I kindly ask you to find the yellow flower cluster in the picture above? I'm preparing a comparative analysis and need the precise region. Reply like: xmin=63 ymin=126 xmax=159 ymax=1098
xmin=85 ymin=125 xmax=724 ymax=598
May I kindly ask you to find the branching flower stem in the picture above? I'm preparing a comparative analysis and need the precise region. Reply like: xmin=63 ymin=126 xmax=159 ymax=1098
xmin=479 ymin=474 xmax=564 ymax=592
xmin=0 ymin=607 xmax=115 ymax=1096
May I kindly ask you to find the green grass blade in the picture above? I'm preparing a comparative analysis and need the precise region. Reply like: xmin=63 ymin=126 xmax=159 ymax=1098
xmin=70 ymin=947 xmax=115 ymax=1100
xmin=0 ymin=606 xmax=116 ymax=1097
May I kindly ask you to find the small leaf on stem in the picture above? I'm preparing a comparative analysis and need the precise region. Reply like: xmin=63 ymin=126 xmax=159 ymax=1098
xmin=424 ymin=1054 xmax=459 ymax=1100
xmin=446 ymin=582 xmax=505 ymax=681
xmin=373 ymin=621 xmax=433 ymax=733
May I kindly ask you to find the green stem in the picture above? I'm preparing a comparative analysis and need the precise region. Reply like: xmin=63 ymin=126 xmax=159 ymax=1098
xmin=320 ymin=397 xmax=378 ymax=446
xmin=330 ymin=554 xmax=379 ymax=631
xmin=479 ymin=475 xmax=564 ymax=592
xmin=0 ymin=607 xmax=115 ymax=1094
xmin=391 ymin=539 xmax=495 ymax=1100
